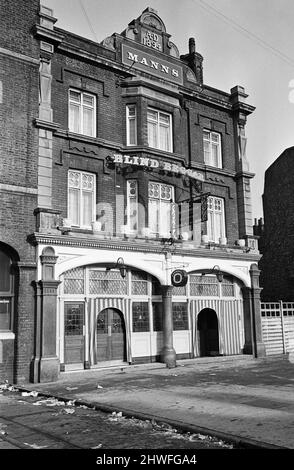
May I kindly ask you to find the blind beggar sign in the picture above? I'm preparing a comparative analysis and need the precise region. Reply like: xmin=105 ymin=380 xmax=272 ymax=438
xmin=111 ymin=153 xmax=204 ymax=182
xmin=122 ymin=44 xmax=183 ymax=85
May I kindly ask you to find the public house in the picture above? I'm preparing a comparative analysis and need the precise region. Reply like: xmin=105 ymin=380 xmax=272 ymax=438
xmin=0 ymin=2 xmax=265 ymax=383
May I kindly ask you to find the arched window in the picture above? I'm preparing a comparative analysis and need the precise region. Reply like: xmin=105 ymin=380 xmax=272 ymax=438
xmin=0 ymin=250 xmax=14 ymax=331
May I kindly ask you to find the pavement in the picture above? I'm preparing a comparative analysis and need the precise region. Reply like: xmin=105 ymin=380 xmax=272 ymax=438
xmin=14 ymin=354 xmax=294 ymax=449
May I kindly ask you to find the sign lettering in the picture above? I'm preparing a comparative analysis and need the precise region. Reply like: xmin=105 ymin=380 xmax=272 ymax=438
xmin=122 ymin=45 xmax=183 ymax=85
xmin=111 ymin=154 xmax=204 ymax=182
xmin=142 ymin=29 xmax=162 ymax=51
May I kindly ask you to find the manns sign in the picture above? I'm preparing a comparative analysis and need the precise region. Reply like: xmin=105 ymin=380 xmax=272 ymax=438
xmin=122 ymin=44 xmax=183 ymax=85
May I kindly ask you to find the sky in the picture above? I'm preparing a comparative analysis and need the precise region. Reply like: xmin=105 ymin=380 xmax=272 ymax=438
xmin=43 ymin=0 xmax=294 ymax=219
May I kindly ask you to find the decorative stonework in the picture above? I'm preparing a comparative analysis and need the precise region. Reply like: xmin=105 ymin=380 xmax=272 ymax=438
xmin=28 ymin=233 xmax=260 ymax=262
xmin=39 ymin=59 xmax=52 ymax=122
xmin=34 ymin=208 xmax=61 ymax=233
xmin=140 ymin=9 xmax=166 ymax=32
xmin=101 ymin=36 xmax=116 ymax=51
xmin=186 ymin=69 xmax=197 ymax=83
xmin=40 ymin=246 xmax=58 ymax=280
xmin=168 ymin=42 xmax=180 ymax=58
xmin=58 ymin=255 xmax=80 ymax=264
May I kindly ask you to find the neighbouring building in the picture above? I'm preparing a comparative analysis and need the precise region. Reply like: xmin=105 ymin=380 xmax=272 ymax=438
xmin=254 ymin=149 xmax=294 ymax=357
xmin=259 ymin=147 xmax=294 ymax=301
xmin=0 ymin=1 xmax=265 ymax=384
xmin=0 ymin=0 xmax=39 ymax=383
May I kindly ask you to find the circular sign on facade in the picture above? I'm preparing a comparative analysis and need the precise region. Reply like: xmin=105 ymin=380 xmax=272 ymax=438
xmin=171 ymin=269 xmax=188 ymax=287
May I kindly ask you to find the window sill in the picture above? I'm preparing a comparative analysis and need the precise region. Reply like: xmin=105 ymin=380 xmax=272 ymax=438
xmin=68 ymin=131 xmax=96 ymax=139
xmin=67 ymin=227 xmax=93 ymax=234
xmin=0 ymin=331 xmax=15 ymax=340
xmin=204 ymin=163 xmax=223 ymax=170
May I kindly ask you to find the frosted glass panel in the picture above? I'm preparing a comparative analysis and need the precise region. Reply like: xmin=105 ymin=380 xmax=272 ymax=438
xmin=149 ymin=199 xmax=159 ymax=233
xmin=159 ymin=125 xmax=170 ymax=151
xmin=83 ymin=107 xmax=94 ymax=137
xmin=69 ymin=188 xmax=80 ymax=226
xmin=160 ymin=201 xmax=171 ymax=236
xmin=129 ymin=118 xmax=136 ymax=145
xmin=148 ymin=121 xmax=157 ymax=148
xmin=82 ymin=191 xmax=93 ymax=227
xmin=69 ymin=104 xmax=80 ymax=133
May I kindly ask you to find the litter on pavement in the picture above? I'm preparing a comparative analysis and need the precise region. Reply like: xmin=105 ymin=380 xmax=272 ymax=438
xmin=109 ymin=411 xmax=123 ymax=421
xmin=24 ymin=443 xmax=49 ymax=449
xmin=21 ymin=391 xmax=38 ymax=397
xmin=0 ymin=382 xmax=18 ymax=392
xmin=33 ymin=398 xmax=66 ymax=407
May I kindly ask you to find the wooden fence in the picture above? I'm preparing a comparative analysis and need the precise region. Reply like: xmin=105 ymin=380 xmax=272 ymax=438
xmin=261 ymin=302 xmax=294 ymax=355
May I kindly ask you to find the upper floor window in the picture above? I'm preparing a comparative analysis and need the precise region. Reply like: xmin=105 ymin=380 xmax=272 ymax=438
xmin=126 ymin=105 xmax=137 ymax=146
xmin=68 ymin=89 xmax=96 ymax=137
xmin=148 ymin=182 xmax=174 ymax=237
xmin=0 ymin=250 xmax=14 ymax=331
xmin=68 ymin=170 xmax=96 ymax=229
xmin=207 ymin=196 xmax=226 ymax=243
xmin=203 ymin=130 xmax=222 ymax=168
xmin=147 ymin=108 xmax=172 ymax=152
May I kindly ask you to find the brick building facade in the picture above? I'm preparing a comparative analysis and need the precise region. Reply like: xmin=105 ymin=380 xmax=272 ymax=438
xmin=0 ymin=0 xmax=39 ymax=382
xmin=259 ymin=147 xmax=294 ymax=301
xmin=0 ymin=2 xmax=265 ymax=384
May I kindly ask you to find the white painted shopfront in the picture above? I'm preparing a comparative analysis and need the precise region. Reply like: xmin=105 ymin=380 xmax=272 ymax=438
xmin=37 ymin=243 xmax=252 ymax=371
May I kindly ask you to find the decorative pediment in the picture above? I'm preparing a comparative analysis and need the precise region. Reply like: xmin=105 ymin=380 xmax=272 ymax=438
xmin=139 ymin=8 xmax=166 ymax=32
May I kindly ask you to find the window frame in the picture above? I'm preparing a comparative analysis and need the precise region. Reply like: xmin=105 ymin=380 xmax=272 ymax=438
xmin=172 ymin=302 xmax=189 ymax=331
xmin=132 ymin=302 xmax=150 ymax=332
xmin=207 ymin=196 xmax=226 ymax=243
xmin=68 ymin=89 xmax=96 ymax=138
xmin=67 ymin=169 xmax=96 ymax=230
xmin=203 ymin=129 xmax=222 ymax=168
xmin=126 ymin=104 xmax=137 ymax=146
xmin=148 ymin=181 xmax=175 ymax=237
xmin=147 ymin=107 xmax=173 ymax=152
xmin=0 ymin=251 xmax=14 ymax=332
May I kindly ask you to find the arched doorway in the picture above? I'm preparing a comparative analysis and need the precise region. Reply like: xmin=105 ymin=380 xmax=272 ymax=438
xmin=197 ymin=308 xmax=220 ymax=357
xmin=96 ymin=308 xmax=126 ymax=362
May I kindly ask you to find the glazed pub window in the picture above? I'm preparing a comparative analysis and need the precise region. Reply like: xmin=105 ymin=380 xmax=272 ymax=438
xmin=203 ymin=130 xmax=222 ymax=168
xmin=207 ymin=196 xmax=226 ymax=243
xmin=126 ymin=180 xmax=138 ymax=233
xmin=132 ymin=302 xmax=150 ymax=332
xmin=68 ymin=89 xmax=96 ymax=137
xmin=68 ymin=170 xmax=96 ymax=229
xmin=0 ymin=250 xmax=14 ymax=331
xmin=147 ymin=108 xmax=173 ymax=152
xmin=148 ymin=182 xmax=174 ymax=237
xmin=173 ymin=303 xmax=188 ymax=330
xmin=126 ymin=104 xmax=137 ymax=146
xmin=131 ymin=271 xmax=148 ymax=296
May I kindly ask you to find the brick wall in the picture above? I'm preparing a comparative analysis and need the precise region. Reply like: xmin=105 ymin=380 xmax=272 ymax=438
xmin=0 ymin=58 xmax=39 ymax=189
xmin=0 ymin=340 xmax=14 ymax=383
xmin=0 ymin=0 xmax=39 ymax=383
xmin=0 ymin=0 xmax=40 ymax=58
xmin=260 ymin=148 xmax=294 ymax=300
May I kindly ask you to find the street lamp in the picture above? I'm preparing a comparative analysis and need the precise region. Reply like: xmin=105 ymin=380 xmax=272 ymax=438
xmin=106 ymin=257 xmax=127 ymax=279
xmin=202 ymin=265 xmax=224 ymax=283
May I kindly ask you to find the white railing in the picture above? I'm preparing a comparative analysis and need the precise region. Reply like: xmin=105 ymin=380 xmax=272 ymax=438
xmin=261 ymin=301 xmax=294 ymax=355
